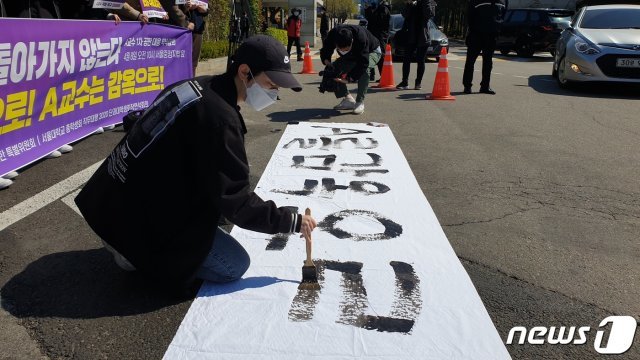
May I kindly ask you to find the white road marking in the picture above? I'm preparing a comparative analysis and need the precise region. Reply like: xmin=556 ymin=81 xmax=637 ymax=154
xmin=61 ymin=189 xmax=83 ymax=217
xmin=0 ymin=161 xmax=101 ymax=232
xmin=514 ymin=75 xmax=529 ymax=79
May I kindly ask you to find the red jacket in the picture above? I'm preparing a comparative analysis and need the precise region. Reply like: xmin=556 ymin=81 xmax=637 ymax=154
xmin=287 ymin=16 xmax=301 ymax=37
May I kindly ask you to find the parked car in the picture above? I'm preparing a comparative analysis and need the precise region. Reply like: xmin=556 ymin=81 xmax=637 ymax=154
xmin=497 ymin=8 xmax=574 ymax=57
xmin=388 ymin=14 xmax=449 ymax=62
xmin=552 ymin=4 xmax=640 ymax=88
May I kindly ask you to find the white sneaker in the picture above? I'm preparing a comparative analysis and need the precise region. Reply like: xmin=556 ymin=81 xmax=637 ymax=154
xmin=334 ymin=97 xmax=356 ymax=110
xmin=104 ymin=124 xmax=116 ymax=130
xmin=93 ymin=127 xmax=105 ymax=135
xmin=0 ymin=177 xmax=12 ymax=190
xmin=2 ymin=171 xmax=18 ymax=180
xmin=58 ymin=144 xmax=73 ymax=153
xmin=45 ymin=150 xmax=62 ymax=159
xmin=353 ymin=102 xmax=365 ymax=114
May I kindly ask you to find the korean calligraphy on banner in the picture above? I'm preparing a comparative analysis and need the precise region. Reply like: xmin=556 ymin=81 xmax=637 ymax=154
xmin=165 ymin=123 xmax=511 ymax=360
xmin=0 ymin=18 xmax=191 ymax=177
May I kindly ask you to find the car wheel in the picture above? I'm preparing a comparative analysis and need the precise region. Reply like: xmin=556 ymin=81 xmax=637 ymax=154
xmin=556 ymin=56 xmax=572 ymax=89
xmin=500 ymin=49 xmax=510 ymax=55
xmin=516 ymin=39 xmax=534 ymax=57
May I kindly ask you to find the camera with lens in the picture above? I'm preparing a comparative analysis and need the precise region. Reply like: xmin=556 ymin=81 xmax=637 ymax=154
xmin=318 ymin=65 xmax=343 ymax=93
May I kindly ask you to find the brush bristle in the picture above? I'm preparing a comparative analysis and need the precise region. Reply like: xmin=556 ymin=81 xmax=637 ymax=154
xmin=298 ymin=280 xmax=321 ymax=290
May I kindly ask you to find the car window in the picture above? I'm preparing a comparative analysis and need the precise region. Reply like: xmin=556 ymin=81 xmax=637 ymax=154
xmin=579 ymin=8 xmax=640 ymax=29
xmin=391 ymin=16 xmax=404 ymax=30
xmin=509 ymin=10 xmax=527 ymax=23
xmin=529 ymin=11 xmax=541 ymax=22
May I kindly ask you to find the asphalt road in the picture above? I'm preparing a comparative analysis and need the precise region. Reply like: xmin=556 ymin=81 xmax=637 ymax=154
xmin=1 ymin=44 xmax=639 ymax=359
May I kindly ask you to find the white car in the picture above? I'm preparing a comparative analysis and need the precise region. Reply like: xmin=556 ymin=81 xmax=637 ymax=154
xmin=552 ymin=4 xmax=640 ymax=88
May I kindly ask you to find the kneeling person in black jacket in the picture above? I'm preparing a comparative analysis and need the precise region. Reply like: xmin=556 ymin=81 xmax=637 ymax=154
xmin=76 ymin=35 xmax=317 ymax=291
xmin=320 ymin=25 xmax=382 ymax=115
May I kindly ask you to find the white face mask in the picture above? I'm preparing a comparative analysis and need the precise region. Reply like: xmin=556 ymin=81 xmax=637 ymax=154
xmin=244 ymin=72 xmax=278 ymax=112
xmin=337 ymin=48 xmax=351 ymax=56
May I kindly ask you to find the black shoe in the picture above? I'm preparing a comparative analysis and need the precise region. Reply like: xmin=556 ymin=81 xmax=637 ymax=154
xmin=396 ymin=81 xmax=409 ymax=90
xmin=479 ymin=87 xmax=496 ymax=95
xmin=297 ymin=57 xmax=304 ymax=62
xmin=463 ymin=87 xmax=472 ymax=94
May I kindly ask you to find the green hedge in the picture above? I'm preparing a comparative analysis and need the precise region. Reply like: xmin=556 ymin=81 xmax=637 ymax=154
xmin=200 ymin=29 xmax=288 ymax=60
xmin=264 ymin=28 xmax=288 ymax=46
xmin=200 ymin=40 xmax=229 ymax=60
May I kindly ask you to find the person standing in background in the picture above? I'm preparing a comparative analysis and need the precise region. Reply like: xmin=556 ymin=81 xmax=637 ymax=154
xmin=185 ymin=0 xmax=209 ymax=75
xmin=396 ymin=0 xmax=435 ymax=90
xmin=320 ymin=7 xmax=329 ymax=44
xmin=286 ymin=8 xmax=303 ymax=61
xmin=241 ymin=11 xmax=250 ymax=40
xmin=462 ymin=0 xmax=507 ymax=95
xmin=366 ymin=1 xmax=390 ymax=81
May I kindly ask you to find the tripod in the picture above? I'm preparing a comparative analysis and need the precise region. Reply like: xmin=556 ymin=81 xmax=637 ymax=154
xmin=226 ymin=0 xmax=255 ymax=72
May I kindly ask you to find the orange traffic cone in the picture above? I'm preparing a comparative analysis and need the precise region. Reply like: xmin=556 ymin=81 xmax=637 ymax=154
xmin=300 ymin=41 xmax=317 ymax=74
xmin=376 ymin=43 xmax=395 ymax=89
xmin=427 ymin=47 xmax=455 ymax=100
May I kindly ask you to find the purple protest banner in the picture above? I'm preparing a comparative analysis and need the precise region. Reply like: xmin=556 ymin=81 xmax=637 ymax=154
xmin=0 ymin=18 xmax=192 ymax=177
xmin=93 ymin=0 xmax=126 ymax=9
xmin=139 ymin=0 xmax=168 ymax=19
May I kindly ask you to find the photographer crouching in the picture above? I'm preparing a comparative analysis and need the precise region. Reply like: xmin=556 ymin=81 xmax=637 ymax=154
xmin=320 ymin=25 xmax=382 ymax=115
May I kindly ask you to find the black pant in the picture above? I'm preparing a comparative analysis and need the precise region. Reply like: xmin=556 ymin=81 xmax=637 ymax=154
xmin=287 ymin=37 xmax=302 ymax=59
xmin=463 ymin=32 xmax=497 ymax=89
xmin=402 ymin=44 xmax=428 ymax=85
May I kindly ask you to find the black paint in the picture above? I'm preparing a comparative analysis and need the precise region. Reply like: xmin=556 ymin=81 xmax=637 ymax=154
xmin=292 ymin=155 xmax=336 ymax=171
xmin=340 ymin=169 xmax=390 ymax=177
xmin=272 ymin=179 xmax=390 ymax=199
xmin=357 ymin=315 xmax=415 ymax=333
xmin=318 ymin=210 xmax=403 ymax=241
xmin=334 ymin=137 xmax=379 ymax=150
xmin=311 ymin=126 xmax=372 ymax=136
xmin=320 ymin=137 xmax=332 ymax=150
xmin=283 ymin=138 xmax=318 ymax=149
xmin=340 ymin=153 xmax=382 ymax=167
xmin=349 ymin=181 xmax=390 ymax=195
xmin=272 ymin=180 xmax=319 ymax=196
xmin=288 ymin=260 xmax=422 ymax=334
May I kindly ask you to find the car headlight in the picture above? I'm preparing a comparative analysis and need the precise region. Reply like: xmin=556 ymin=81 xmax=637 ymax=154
xmin=574 ymin=39 xmax=600 ymax=55
xmin=440 ymin=38 xmax=448 ymax=45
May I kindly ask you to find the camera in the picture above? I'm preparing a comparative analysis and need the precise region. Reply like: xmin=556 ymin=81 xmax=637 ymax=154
xmin=318 ymin=65 xmax=343 ymax=93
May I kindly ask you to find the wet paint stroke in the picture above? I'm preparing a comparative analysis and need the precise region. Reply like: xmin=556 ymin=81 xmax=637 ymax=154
xmin=288 ymin=260 xmax=422 ymax=334
xmin=318 ymin=209 xmax=403 ymax=241
xmin=340 ymin=169 xmax=390 ymax=177
xmin=265 ymin=206 xmax=299 ymax=251
xmin=291 ymin=153 xmax=383 ymax=171
xmin=283 ymin=138 xmax=318 ymax=149
xmin=284 ymin=137 xmax=379 ymax=150
xmin=292 ymin=155 xmax=336 ymax=171
xmin=311 ymin=126 xmax=372 ymax=136
xmin=340 ymin=153 xmax=382 ymax=168
xmin=272 ymin=178 xmax=390 ymax=199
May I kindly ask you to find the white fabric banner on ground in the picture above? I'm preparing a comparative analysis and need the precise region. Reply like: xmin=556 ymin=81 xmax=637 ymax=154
xmin=165 ymin=122 xmax=510 ymax=360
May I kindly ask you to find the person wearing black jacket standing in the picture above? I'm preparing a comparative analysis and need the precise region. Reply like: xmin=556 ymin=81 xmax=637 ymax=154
xmin=320 ymin=25 xmax=382 ymax=115
xmin=396 ymin=0 xmax=435 ymax=90
xmin=462 ymin=0 xmax=507 ymax=94
xmin=75 ymin=36 xmax=317 ymax=291
xmin=366 ymin=1 xmax=391 ymax=81
xmin=184 ymin=0 xmax=209 ymax=75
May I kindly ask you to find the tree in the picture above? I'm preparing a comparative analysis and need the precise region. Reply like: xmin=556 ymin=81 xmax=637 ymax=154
xmin=325 ymin=0 xmax=358 ymax=24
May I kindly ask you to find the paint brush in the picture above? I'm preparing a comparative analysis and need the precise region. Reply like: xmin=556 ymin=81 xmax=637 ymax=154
xmin=298 ymin=208 xmax=320 ymax=290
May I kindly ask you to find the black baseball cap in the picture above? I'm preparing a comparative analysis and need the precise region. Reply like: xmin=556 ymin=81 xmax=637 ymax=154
xmin=232 ymin=35 xmax=303 ymax=92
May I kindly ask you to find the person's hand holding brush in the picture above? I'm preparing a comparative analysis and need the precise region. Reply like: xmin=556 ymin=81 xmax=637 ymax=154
xmin=300 ymin=214 xmax=317 ymax=244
